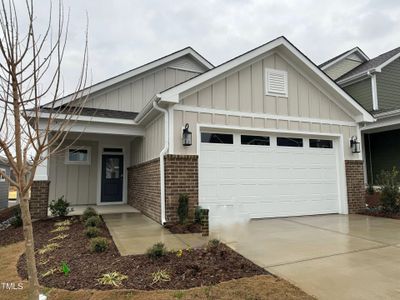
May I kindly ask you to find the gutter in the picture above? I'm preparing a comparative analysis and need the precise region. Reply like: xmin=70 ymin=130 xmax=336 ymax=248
xmin=152 ymin=99 xmax=169 ymax=225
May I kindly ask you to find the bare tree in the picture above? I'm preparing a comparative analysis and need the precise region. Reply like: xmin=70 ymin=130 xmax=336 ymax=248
xmin=0 ymin=1 xmax=88 ymax=299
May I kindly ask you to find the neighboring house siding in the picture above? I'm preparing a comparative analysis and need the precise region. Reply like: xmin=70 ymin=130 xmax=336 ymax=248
xmin=131 ymin=114 xmax=165 ymax=165
xmin=172 ymin=52 xmax=358 ymax=159
xmin=83 ymin=56 xmax=203 ymax=113
xmin=324 ymin=53 xmax=364 ymax=80
xmin=0 ymin=163 xmax=9 ymax=209
xmin=376 ymin=58 xmax=400 ymax=110
xmin=343 ymin=78 xmax=373 ymax=111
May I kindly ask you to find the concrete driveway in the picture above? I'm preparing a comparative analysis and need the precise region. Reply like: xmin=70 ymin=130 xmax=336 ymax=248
xmin=212 ymin=214 xmax=400 ymax=300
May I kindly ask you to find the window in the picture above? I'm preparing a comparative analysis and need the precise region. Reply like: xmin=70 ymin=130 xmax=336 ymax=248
xmin=103 ymin=148 xmax=123 ymax=153
xmin=265 ymin=68 xmax=288 ymax=97
xmin=241 ymin=135 xmax=270 ymax=146
xmin=0 ymin=168 xmax=5 ymax=182
xmin=65 ymin=147 xmax=91 ymax=164
xmin=277 ymin=137 xmax=303 ymax=147
xmin=309 ymin=139 xmax=333 ymax=149
xmin=201 ymin=133 xmax=233 ymax=144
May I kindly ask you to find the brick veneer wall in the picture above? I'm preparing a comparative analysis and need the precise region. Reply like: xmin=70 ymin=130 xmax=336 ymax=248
xmin=30 ymin=180 xmax=50 ymax=219
xmin=345 ymin=160 xmax=365 ymax=213
xmin=127 ymin=158 xmax=161 ymax=222
xmin=164 ymin=155 xmax=198 ymax=224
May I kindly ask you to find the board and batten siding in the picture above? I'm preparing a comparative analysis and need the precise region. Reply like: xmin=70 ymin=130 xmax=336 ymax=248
xmin=324 ymin=53 xmax=364 ymax=80
xmin=344 ymin=78 xmax=373 ymax=111
xmin=83 ymin=56 xmax=204 ymax=113
xmin=172 ymin=52 xmax=359 ymax=160
xmin=131 ymin=114 xmax=165 ymax=165
xmin=376 ymin=57 xmax=400 ymax=111
xmin=49 ymin=140 xmax=98 ymax=205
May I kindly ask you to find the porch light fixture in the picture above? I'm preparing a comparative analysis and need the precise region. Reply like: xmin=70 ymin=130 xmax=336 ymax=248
xmin=182 ymin=123 xmax=192 ymax=146
xmin=350 ymin=136 xmax=360 ymax=153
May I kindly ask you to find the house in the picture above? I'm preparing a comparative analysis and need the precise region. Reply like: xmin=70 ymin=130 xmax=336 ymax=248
xmin=30 ymin=36 xmax=374 ymax=227
xmin=0 ymin=157 xmax=10 ymax=210
xmin=321 ymin=46 xmax=400 ymax=184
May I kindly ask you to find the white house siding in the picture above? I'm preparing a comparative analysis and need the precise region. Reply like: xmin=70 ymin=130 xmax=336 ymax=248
xmin=83 ymin=56 xmax=203 ymax=113
xmin=324 ymin=53 xmax=364 ymax=80
xmin=172 ymin=52 xmax=359 ymax=160
xmin=131 ymin=114 xmax=165 ymax=165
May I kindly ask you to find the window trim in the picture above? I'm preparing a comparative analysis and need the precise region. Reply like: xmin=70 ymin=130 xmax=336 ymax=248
xmin=0 ymin=168 xmax=6 ymax=182
xmin=265 ymin=68 xmax=288 ymax=97
xmin=65 ymin=146 xmax=91 ymax=165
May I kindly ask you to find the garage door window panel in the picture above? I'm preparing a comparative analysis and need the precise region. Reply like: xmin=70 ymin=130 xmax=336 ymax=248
xmin=241 ymin=135 xmax=270 ymax=146
xmin=309 ymin=139 xmax=333 ymax=149
xmin=277 ymin=137 xmax=303 ymax=147
xmin=201 ymin=133 xmax=233 ymax=144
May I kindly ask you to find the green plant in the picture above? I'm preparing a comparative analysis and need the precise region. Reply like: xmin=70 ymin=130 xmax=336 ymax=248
xmin=97 ymin=272 xmax=128 ymax=287
xmin=366 ymin=184 xmax=375 ymax=195
xmin=194 ymin=206 xmax=203 ymax=224
xmin=49 ymin=196 xmax=70 ymax=217
xmin=377 ymin=167 xmax=400 ymax=213
xmin=50 ymin=226 xmax=70 ymax=233
xmin=41 ymin=268 xmax=57 ymax=278
xmin=85 ymin=226 xmax=100 ymax=238
xmin=54 ymin=220 xmax=72 ymax=227
xmin=151 ymin=269 xmax=171 ymax=285
xmin=207 ymin=239 xmax=220 ymax=249
xmin=38 ymin=243 xmax=61 ymax=255
xmin=176 ymin=249 xmax=183 ymax=258
xmin=173 ymin=291 xmax=185 ymax=299
xmin=85 ymin=215 xmax=102 ymax=228
xmin=49 ymin=233 xmax=69 ymax=241
xmin=10 ymin=207 xmax=22 ymax=227
xmin=147 ymin=242 xmax=167 ymax=259
xmin=60 ymin=261 xmax=70 ymax=276
xmin=90 ymin=237 xmax=109 ymax=253
xmin=177 ymin=193 xmax=189 ymax=224
xmin=81 ymin=207 xmax=98 ymax=222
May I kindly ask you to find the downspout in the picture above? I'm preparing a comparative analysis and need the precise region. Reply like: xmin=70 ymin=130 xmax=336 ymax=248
xmin=153 ymin=100 xmax=168 ymax=225
xmin=367 ymin=70 xmax=379 ymax=111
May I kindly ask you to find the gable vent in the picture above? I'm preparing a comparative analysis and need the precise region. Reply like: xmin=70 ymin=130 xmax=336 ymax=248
xmin=265 ymin=69 xmax=288 ymax=97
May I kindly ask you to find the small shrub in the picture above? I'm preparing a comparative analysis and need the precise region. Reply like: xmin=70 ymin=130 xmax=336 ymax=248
xmin=207 ymin=239 xmax=220 ymax=249
xmin=81 ymin=207 xmax=98 ymax=222
xmin=90 ymin=237 xmax=109 ymax=253
xmin=176 ymin=249 xmax=183 ymax=258
xmin=194 ymin=206 xmax=203 ymax=224
xmin=85 ymin=216 xmax=102 ymax=228
xmin=60 ymin=261 xmax=70 ymax=276
xmin=85 ymin=226 xmax=100 ymax=238
xmin=49 ymin=196 xmax=70 ymax=217
xmin=151 ymin=269 xmax=171 ymax=285
xmin=49 ymin=233 xmax=69 ymax=241
xmin=38 ymin=243 xmax=61 ymax=255
xmin=147 ymin=242 xmax=167 ymax=259
xmin=177 ymin=193 xmax=189 ymax=224
xmin=54 ymin=220 xmax=72 ymax=227
xmin=377 ymin=167 xmax=400 ymax=213
xmin=366 ymin=184 xmax=375 ymax=195
xmin=10 ymin=207 xmax=22 ymax=228
xmin=50 ymin=226 xmax=69 ymax=233
xmin=97 ymin=272 xmax=128 ymax=287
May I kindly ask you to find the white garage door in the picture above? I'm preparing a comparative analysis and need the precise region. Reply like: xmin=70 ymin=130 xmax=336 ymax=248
xmin=199 ymin=132 xmax=341 ymax=226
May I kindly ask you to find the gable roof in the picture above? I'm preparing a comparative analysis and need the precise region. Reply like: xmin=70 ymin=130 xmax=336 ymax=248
xmin=44 ymin=47 xmax=213 ymax=109
xmin=157 ymin=36 xmax=374 ymax=123
xmin=319 ymin=47 xmax=369 ymax=70
xmin=337 ymin=46 xmax=400 ymax=84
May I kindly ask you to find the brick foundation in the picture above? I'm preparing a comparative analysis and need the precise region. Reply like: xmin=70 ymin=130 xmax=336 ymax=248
xmin=200 ymin=208 xmax=209 ymax=236
xmin=164 ymin=155 xmax=198 ymax=224
xmin=345 ymin=160 xmax=365 ymax=213
xmin=30 ymin=180 xmax=50 ymax=219
xmin=127 ymin=158 xmax=161 ymax=223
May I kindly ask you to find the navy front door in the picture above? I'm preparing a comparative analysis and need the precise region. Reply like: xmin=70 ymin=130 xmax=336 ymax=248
xmin=101 ymin=154 xmax=123 ymax=202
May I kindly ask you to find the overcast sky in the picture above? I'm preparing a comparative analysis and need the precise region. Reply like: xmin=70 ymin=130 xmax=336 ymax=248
xmin=28 ymin=0 xmax=400 ymax=94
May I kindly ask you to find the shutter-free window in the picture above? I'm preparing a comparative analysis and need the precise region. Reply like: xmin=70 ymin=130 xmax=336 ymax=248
xmin=265 ymin=69 xmax=288 ymax=97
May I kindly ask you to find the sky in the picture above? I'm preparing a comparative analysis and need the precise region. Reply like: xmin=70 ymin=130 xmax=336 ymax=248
xmin=24 ymin=0 xmax=400 ymax=94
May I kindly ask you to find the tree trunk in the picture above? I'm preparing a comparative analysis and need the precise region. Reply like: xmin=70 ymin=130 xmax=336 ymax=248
xmin=20 ymin=191 xmax=40 ymax=300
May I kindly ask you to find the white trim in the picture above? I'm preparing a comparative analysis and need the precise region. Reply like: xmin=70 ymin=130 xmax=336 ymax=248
xmin=374 ymin=108 xmax=400 ymax=119
xmin=370 ymin=73 xmax=379 ymax=110
xmin=376 ymin=52 xmax=400 ymax=71
xmin=196 ymin=123 xmax=349 ymax=215
xmin=158 ymin=37 xmax=373 ymax=123
xmin=167 ymin=66 xmax=205 ymax=74
xmin=320 ymin=47 xmax=369 ymax=70
xmin=45 ymin=48 xmax=213 ymax=108
xmin=361 ymin=114 xmax=400 ymax=132
xmin=64 ymin=146 xmax=91 ymax=165
xmin=168 ymin=105 xmax=175 ymax=154
xmin=96 ymin=145 xmax=127 ymax=205
xmin=265 ymin=68 xmax=288 ymax=97
xmin=174 ymin=104 xmax=358 ymax=127
xmin=0 ymin=168 xmax=5 ymax=182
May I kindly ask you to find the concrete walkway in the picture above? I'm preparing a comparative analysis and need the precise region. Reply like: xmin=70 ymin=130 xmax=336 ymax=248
xmin=103 ymin=213 xmax=208 ymax=255
xmin=212 ymin=214 xmax=400 ymax=300
xmin=69 ymin=204 xmax=139 ymax=216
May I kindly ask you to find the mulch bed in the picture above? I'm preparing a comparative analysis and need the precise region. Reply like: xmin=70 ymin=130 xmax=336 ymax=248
xmin=165 ymin=222 xmax=202 ymax=234
xmin=359 ymin=209 xmax=400 ymax=220
xmin=4 ymin=217 xmax=268 ymax=291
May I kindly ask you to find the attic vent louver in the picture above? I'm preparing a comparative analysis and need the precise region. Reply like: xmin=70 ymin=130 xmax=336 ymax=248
xmin=265 ymin=69 xmax=288 ymax=97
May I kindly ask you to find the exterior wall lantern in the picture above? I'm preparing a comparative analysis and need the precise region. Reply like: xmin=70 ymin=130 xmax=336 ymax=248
xmin=182 ymin=123 xmax=192 ymax=146
xmin=350 ymin=136 xmax=360 ymax=153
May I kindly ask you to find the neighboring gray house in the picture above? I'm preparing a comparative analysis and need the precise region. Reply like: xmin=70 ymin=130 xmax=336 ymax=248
xmin=321 ymin=46 xmax=400 ymax=184
xmin=29 ymin=37 xmax=374 ymax=228
xmin=0 ymin=157 xmax=10 ymax=209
